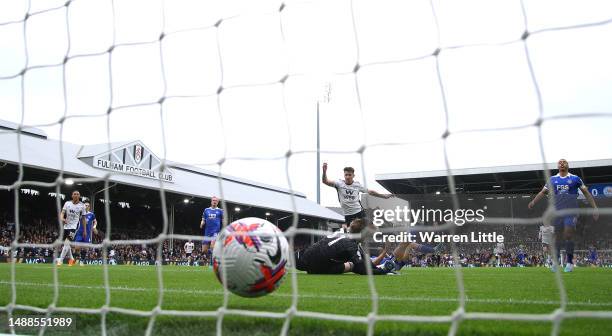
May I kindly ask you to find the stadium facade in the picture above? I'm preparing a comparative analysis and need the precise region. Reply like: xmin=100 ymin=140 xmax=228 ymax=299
xmin=0 ymin=120 xmax=343 ymax=238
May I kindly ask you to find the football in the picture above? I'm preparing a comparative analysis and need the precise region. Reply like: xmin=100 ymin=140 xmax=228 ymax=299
xmin=212 ymin=217 xmax=289 ymax=297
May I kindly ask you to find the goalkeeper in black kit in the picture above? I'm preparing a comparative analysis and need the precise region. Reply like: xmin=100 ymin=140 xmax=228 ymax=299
xmin=294 ymin=218 xmax=394 ymax=275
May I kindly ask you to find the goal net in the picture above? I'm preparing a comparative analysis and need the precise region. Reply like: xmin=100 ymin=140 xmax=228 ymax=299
xmin=1 ymin=0 xmax=612 ymax=335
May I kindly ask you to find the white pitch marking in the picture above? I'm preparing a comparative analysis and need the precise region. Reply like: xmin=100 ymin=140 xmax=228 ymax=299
xmin=1 ymin=280 xmax=611 ymax=308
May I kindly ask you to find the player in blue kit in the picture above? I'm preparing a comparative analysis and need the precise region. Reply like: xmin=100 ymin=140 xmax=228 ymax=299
xmin=74 ymin=202 xmax=97 ymax=266
xmin=588 ymin=245 xmax=598 ymax=266
xmin=200 ymin=196 xmax=223 ymax=265
xmin=529 ymin=159 xmax=599 ymax=272
xmin=517 ymin=246 xmax=526 ymax=267
xmin=370 ymin=246 xmax=397 ymax=272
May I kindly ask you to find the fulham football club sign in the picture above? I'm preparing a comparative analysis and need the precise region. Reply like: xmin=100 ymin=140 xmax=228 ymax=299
xmin=80 ymin=141 xmax=174 ymax=183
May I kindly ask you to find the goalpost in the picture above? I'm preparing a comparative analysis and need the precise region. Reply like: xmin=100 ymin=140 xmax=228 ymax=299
xmin=1 ymin=0 xmax=612 ymax=335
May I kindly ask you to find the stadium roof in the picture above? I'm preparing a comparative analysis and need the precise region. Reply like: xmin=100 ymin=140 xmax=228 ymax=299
xmin=0 ymin=119 xmax=47 ymax=139
xmin=0 ymin=125 xmax=343 ymax=222
xmin=376 ymin=159 xmax=612 ymax=194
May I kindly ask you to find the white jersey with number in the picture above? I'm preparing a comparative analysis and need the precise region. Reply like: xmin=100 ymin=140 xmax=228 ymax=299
xmin=184 ymin=242 xmax=194 ymax=254
xmin=539 ymin=225 xmax=554 ymax=245
xmin=62 ymin=201 xmax=86 ymax=230
xmin=334 ymin=180 xmax=368 ymax=216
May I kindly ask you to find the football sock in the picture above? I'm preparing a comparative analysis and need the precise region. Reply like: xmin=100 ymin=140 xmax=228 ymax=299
xmin=565 ymin=240 xmax=574 ymax=264
xmin=60 ymin=245 xmax=68 ymax=260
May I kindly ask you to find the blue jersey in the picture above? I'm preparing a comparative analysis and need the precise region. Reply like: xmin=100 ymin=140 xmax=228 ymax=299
xmin=371 ymin=254 xmax=394 ymax=265
xmin=203 ymin=207 xmax=223 ymax=235
xmin=76 ymin=211 xmax=95 ymax=241
xmin=588 ymin=247 xmax=597 ymax=261
xmin=546 ymin=173 xmax=584 ymax=210
xmin=518 ymin=250 xmax=526 ymax=262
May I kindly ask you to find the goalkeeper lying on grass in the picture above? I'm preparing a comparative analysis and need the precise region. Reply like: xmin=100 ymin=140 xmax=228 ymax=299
xmin=294 ymin=218 xmax=395 ymax=275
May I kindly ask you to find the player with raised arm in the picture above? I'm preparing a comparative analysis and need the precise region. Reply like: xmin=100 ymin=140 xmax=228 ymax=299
xmin=200 ymin=196 xmax=223 ymax=266
xmin=294 ymin=218 xmax=395 ymax=275
xmin=322 ymin=163 xmax=393 ymax=231
xmin=528 ymin=159 xmax=599 ymax=272
xmin=74 ymin=202 xmax=97 ymax=266
xmin=184 ymin=240 xmax=195 ymax=266
xmin=58 ymin=190 xmax=87 ymax=266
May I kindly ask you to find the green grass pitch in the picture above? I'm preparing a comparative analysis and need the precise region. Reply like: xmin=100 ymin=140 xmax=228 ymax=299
xmin=1 ymin=264 xmax=611 ymax=335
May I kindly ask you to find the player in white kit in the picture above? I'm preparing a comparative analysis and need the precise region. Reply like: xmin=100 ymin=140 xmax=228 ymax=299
xmin=493 ymin=242 xmax=505 ymax=267
xmin=322 ymin=163 xmax=393 ymax=231
xmin=539 ymin=224 xmax=555 ymax=269
xmin=59 ymin=190 xmax=87 ymax=266
xmin=184 ymin=240 xmax=195 ymax=266
xmin=109 ymin=248 xmax=116 ymax=265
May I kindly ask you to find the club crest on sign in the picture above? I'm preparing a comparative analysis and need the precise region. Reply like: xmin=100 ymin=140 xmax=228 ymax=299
xmin=134 ymin=145 xmax=143 ymax=164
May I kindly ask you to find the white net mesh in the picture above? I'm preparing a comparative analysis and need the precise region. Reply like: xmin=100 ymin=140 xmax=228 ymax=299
xmin=1 ymin=0 xmax=612 ymax=335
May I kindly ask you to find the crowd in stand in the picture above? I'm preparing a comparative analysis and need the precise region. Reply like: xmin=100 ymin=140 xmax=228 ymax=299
xmin=0 ymin=212 xmax=210 ymax=264
xmin=393 ymin=247 xmax=608 ymax=268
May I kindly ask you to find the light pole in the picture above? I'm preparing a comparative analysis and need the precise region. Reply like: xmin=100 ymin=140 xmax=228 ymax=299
xmin=316 ymin=82 xmax=331 ymax=205
xmin=169 ymin=197 xmax=191 ymax=251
